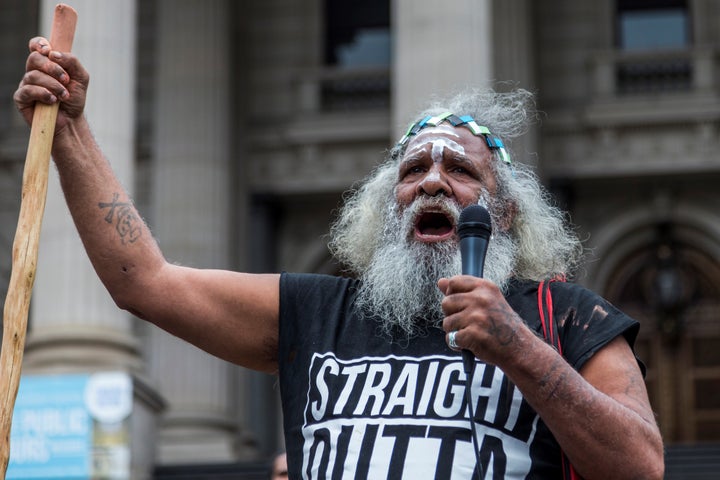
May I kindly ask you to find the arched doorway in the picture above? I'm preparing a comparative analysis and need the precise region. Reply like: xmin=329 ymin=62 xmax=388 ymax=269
xmin=604 ymin=222 xmax=720 ymax=443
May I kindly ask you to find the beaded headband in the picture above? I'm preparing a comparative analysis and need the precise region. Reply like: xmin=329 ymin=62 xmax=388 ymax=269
xmin=396 ymin=112 xmax=511 ymax=165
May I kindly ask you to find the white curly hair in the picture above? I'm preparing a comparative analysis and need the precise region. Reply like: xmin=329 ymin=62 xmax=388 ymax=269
xmin=329 ymin=88 xmax=583 ymax=282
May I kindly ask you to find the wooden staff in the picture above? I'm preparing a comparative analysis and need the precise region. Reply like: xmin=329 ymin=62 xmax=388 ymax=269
xmin=0 ymin=4 xmax=77 ymax=476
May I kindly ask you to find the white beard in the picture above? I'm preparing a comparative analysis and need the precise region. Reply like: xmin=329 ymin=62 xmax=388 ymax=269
xmin=354 ymin=196 xmax=517 ymax=338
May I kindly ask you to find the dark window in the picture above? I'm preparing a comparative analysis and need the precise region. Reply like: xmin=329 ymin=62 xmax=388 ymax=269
xmin=321 ymin=0 xmax=391 ymax=111
xmin=616 ymin=0 xmax=690 ymax=51
xmin=614 ymin=0 xmax=693 ymax=93
xmin=324 ymin=0 xmax=391 ymax=68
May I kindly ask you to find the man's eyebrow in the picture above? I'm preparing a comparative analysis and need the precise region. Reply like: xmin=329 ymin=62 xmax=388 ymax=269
xmin=399 ymin=153 xmax=420 ymax=162
xmin=450 ymin=155 xmax=474 ymax=165
xmin=398 ymin=154 xmax=480 ymax=176
xmin=398 ymin=151 xmax=425 ymax=166
xmin=447 ymin=155 xmax=482 ymax=175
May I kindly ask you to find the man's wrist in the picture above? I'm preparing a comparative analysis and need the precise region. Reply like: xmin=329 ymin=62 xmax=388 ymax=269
xmin=51 ymin=115 xmax=93 ymax=159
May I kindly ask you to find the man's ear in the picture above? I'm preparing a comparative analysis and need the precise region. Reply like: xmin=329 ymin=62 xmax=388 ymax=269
xmin=497 ymin=200 xmax=518 ymax=232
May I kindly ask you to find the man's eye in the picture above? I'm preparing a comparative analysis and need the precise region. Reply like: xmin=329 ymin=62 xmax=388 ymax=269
xmin=401 ymin=165 xmax=424 ymax=177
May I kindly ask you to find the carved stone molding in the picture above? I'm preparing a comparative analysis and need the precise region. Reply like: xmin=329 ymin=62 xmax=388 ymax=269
xmin=248 ymin=111 xmax=391 ymax=194
xmin=543 ymin=120 xmax=720 ymax=178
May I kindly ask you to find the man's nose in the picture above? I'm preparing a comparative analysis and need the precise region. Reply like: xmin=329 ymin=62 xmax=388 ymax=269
xmin=417 ymin=165 xmax=452 ymax=197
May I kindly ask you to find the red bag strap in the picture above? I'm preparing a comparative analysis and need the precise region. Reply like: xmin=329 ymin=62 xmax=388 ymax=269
xmin=537 ymin=279 xmax=562 ymax=356
xmin=538 ymin=278 xmax=582 ymax=480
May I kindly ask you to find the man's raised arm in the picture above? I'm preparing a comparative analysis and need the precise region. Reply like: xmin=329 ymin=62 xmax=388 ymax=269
xmin=14 ymin=38 xmax=280 ymax=373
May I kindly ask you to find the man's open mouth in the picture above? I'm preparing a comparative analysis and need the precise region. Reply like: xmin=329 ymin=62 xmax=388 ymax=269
xmin=414 ymin=211 xmax=455 ymax=241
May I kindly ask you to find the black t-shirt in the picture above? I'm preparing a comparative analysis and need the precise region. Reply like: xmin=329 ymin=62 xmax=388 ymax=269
xmin=279 ymin=273 xmax=640 ymax=479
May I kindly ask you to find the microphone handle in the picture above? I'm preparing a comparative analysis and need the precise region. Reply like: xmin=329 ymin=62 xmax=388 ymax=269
xmin=460 ymin=236 xmax=488 ymax=278
xmin=459 ymin=236 xmax=489 ymax=373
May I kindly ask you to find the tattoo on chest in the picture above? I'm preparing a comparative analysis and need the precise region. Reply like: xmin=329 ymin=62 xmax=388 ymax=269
xmin=99 ymin=193 xmax=142 ymax=244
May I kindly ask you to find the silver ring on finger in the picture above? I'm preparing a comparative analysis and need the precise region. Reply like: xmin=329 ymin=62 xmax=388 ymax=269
xmin=448 ymin=330 xmax=460 ymax=350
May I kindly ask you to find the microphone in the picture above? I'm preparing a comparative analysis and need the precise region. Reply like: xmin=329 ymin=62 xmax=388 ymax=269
xmin=457 ymin=205 xmax=492 ymax=373
xmin=457 ymin=205 xmax=492 ymax=480
xmin=458 ymin=205 xmax=492 ymax=278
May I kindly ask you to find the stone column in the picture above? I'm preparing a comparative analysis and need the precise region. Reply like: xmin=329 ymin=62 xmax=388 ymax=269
xmin=392 ymin=0 xmax=538 ymax=167
xmin=148 ymin=0 xmax=244 ymax=464
xmin=392 ymin=0 xmax=494 ymax=137
xmin=491 ymin=0 xmax=538 ymax=168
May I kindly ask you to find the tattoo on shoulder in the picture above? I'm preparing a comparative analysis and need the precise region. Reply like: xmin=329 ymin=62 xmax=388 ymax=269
xmin=99 ymin=193 xmax=142 ymax=244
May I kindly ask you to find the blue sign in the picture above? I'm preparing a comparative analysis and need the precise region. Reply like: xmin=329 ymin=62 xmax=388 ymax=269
xmin=7 ymin=374 xmax=92 ymax=479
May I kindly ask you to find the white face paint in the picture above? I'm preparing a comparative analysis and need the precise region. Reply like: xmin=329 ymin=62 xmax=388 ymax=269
xmin=401 ymin=127 xmax=469 ymax=193
xmin=416 ymin=123 xmax=461 ymax=138
xmin=404 ymin=126 xmax=466 ymax=165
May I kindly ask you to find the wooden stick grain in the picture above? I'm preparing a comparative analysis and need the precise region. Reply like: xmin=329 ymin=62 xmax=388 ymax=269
xmin=0 ymin=4 xmax=77 ymax=477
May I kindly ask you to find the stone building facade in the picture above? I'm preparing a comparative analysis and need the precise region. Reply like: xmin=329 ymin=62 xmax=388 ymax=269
xmin=0 ymin=0 xmax=719 ymax=477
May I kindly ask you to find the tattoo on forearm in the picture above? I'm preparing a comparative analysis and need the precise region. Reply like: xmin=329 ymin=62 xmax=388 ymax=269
xmin=99 ymin=193 xmax=142 ymax=244
xmin=538 ymin=356 xmax=569 ymax=401
xmin=487 ymin=305 xmax=519 ymax=346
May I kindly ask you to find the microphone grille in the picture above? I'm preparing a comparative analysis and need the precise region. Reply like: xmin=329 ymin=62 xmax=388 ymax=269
xmin=457 ymin=205 xmax=492 ymax=239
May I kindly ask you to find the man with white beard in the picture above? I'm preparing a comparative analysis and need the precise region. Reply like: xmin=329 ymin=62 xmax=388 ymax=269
xmin=15 ymin=38 xmax=663 ymax=479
